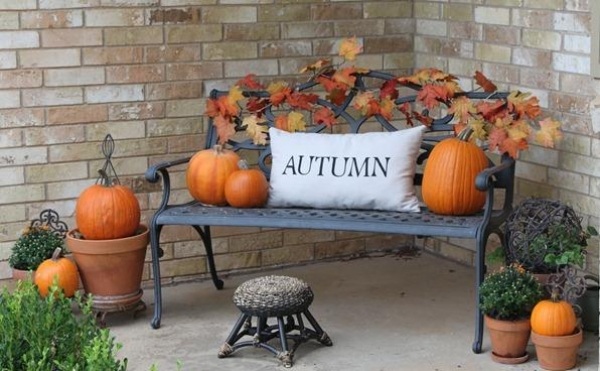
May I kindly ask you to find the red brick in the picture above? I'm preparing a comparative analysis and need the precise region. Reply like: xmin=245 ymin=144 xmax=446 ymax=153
xmin=0 ymin=70 xmax=42 ymax=89
xmin=166 ymin=62 xmax=222 ymax=81
xmin=47 ymin=105 xmax=108 ymax=125
xmin=146 ymin=82 xmax=202 ymax=100
xmin=106 ymin=65 xmax=165 ymax=84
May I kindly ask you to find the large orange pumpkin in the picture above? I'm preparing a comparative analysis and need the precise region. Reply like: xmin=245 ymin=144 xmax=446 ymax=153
xmin=531 ymin=296 xmax=577 ymax=336
xmin=186 ymin=145 xmax=241 ymax=205
xmin=225 ymin=160 xmax=269 ymax=208
xmin=35 ymin=248 xmax=79 ymax=298
xmin=422 ymin=129 xmax=489 ymax=215
xmin=75 ymin=170 xmax=141 ymax=240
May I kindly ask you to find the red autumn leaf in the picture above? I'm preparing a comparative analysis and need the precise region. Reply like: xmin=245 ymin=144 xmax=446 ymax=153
xmin=286 ymin=92 xmax=318 ymax=110
xmin=236 ymin=74 xmax=263 ymax=90
xmin=507 ymin=91 xmax=541 ymax=119
xmin=397 ymin=102 xmax=414 ymax=126
xmin=246 ymin=97 xmax=268 ymax=116
xmin=316 ymin=76 xmax=339 ymax=92
xmin=474 ymin=71 xmax=497 ymax=93
xmin=417 ymin=84 xmax=445 ymax=109
xmin=327 ymin=88 xmax=348 ymax=106
xmin=213 ymin=115 xmax=235 ymax=144
xmin=412 ymin=111 xmax=433 ymax=126
xmin=476 ymin=100 xmax=507 ymax=121
xmin=380 ymin=80 xmax=399 ymax=100
xmin=313 ymin=107 xmax=337 ymax=127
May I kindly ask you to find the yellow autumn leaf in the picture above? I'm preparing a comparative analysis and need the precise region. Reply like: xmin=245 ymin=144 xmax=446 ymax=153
xmin=227 ymin=85 xmax=244 ymax=105
xmin=468 ymin=119 xmax=487 ymax=142
xmin=242 ymin=115 xmax=268 ymax=145
xmin=338 ymin=37 xmax=362 ymax=61
xmin=352 ymin=91 xmax=374 ymax=111
xmin=267 ymin=81 xmax=289 ymax=95
xmin=506 ymin=120 xmax=531 ymax=141
xmin=535 ymin=117 xmax=562 ymax=148
xmin=286 ymin=111 xmax=307 ymax=132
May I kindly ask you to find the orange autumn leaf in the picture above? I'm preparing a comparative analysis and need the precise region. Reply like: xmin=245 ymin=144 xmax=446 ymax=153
xmin=417 ymin=84 xmax=445 ymax=109
xmin=236 ymin=74 xmax=263 ymax=90
xmin=300 ymin=59 xmax=332 ymax=74
xmin=474 ymin=71 xmax=497 ymax=93
xmin=535 ymin=117 xmax=562 ymax=147
xmin=275 ymin=115 xmax=288 ymax=131
xmin=332 ymin=67 xmax=357 ymax=88
xmin=338 ymin=37 xmax=362 ymax=61
xmin=313 ymin=107 xmax=337 ymax=127
xmin=507 ymin=91 xmax=541 ymax=119
xmin=218 ymin=95 xmax=239 ymax=117
xmin=380 ymin=79 xmax=399 ymax=100
xmin=378 ymin=98 xmax=394 ymax=121
xmin=286 ymin=91 xmax=318 ymax=110
xmin=327 ymin=88 xmax=348 ymax=106
xmin=205 ymin=98 xmax=220 ymax=118
xmin=213 ymin=115 xmax=235 ymax=144
xmin=487 ymin=126 xmax=509 ymax=155
xmin=267 ymin=81 xmax=291 ymax=106
xmin=476 ymin=100 xmax=507 ymax=121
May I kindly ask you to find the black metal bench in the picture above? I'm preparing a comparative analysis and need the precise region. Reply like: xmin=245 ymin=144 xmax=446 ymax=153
xmin=145 ymin=70 xmax=516 ymax=354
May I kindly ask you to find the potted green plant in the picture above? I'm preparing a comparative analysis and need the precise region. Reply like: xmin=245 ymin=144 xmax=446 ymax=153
xmin=479 ymin=264 xmax=544 ymax=364
xmin=0 ymin=279 xmax=127 ymax=369
xmin=9 ymin=224 xmax=64 ymax=280
xmin=503 ymin=199 xmax=597 ymax=275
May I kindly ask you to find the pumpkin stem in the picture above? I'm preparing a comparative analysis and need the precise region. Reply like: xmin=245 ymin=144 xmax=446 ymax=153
xmin=97 ymin=169 xmax=114 ymax=187
xmin=214 ymin=144 xmax=223 ymax=154
xmin=550 ymin=287 xmax=562 ymax=302
xmin=51 ymin=247 xmax=62 ymax=261
xmin=457 ymin=127 xmax=474 ymax=142
xmin=237 ymin=159 xmax=249 ymax=170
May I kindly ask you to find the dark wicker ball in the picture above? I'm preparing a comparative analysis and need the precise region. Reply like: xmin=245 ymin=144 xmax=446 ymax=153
xmin=504 ymin=198 xmax=584 ymax=273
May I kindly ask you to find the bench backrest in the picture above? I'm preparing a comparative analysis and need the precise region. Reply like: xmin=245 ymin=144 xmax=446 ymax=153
xmin=206 ymin=71 xmax=512 ymax=190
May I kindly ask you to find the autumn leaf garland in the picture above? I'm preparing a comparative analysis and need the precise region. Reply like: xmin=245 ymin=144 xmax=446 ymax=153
xmin=205 ymin=37 xmax=562 ymax=159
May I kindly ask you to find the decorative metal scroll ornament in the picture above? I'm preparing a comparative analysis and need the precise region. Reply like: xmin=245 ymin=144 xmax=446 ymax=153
xmin=97 ymin=134 xmax=121 ymax=186
xmin=30 ymin=208 xmax=68 ymax=239
xmin=547 ymin=265 xmax=586 ymax=315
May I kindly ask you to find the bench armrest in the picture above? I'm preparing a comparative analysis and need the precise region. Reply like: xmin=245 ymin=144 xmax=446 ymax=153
xmin=145 ymin=156 xmax=192 ymax=211
xmin=475 ymin=153 xmax=515 ymax=222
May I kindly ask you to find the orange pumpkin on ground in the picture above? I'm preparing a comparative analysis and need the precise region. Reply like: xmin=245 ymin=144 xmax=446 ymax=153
xmin=531 ymin=293 xmax=577 ymax=336
xmin=225 ymin=160 xmax=269 ymax=208
xmin=422 ymin=129 xmax=489 ymax=216
xmin=75 ymin=170 xmax=141 ymax=240
xmin=35 ymin=248 xmax=79 ymax=298
xmin=187 ymin=144 xmax=241 ymax=206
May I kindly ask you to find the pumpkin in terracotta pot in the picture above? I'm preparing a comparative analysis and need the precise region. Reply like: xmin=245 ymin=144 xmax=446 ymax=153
xmin=75 ymin=169 xmax=141 ymax=240
xmin=34 ymin=248 xmax=79 ymax=298
xmin=531 ymin=293 xmax=577 ymax=336
xmin=422 ymin=128 xmax=489 ymax=216
xmin=225 ymin=160 xmax=269 ymax=208
xmin=186 ymin=144 xmax=241 ymax=206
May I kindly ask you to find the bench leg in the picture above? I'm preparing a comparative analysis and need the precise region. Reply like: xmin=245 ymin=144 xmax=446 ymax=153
xmin=149 ymin=221 xmax=163 ymax=329
xmin=192 ymin=225 xmax=224 ymax=290
xmin=472 ymin=229 xmax=489 ymax=354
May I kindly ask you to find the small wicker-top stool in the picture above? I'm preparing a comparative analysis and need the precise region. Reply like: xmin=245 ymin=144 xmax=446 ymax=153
xmin=218 ymin=275 xmax=332 ymax=367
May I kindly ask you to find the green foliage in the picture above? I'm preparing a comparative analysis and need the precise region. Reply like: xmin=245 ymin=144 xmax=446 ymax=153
xmin=0 ymin=280 xmax=127 ymax=370
xmin=8 ymin=225 xmax=65 ymax=271
xmin=479 ymin=264 xmax=543 ymax=321
xmin=533 ymin=224 xmax=598 ymax=269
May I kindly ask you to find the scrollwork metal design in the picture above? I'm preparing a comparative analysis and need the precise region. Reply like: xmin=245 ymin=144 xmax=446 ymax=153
xmin=29 ymin=208 xmax=69 ymax=239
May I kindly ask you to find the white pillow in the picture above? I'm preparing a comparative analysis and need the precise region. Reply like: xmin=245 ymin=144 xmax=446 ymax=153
xmin=268 ymin=126 xmax=426 ymax=212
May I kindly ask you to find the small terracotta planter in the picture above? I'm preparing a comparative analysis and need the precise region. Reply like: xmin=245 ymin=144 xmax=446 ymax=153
xmin=531 ymin=328 xmax=583 ymax=371
xmin=12 ymin=268 xmax=34 ymax=281
xmin=485 ymin=315 xmax=531 ymax=364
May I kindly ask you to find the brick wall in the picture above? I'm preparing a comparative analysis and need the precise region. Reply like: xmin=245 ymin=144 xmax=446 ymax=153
xmin=412 ymin=0 xmax=599 ymax=276
xmin=0 ymin=0 xmax=597 ymax=285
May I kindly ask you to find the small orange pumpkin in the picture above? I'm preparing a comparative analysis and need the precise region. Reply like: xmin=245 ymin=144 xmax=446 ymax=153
xmin=186 ymin=144 xmax=241 ymax=205
xmin=35 ymin=248 xmax=79 ymax=298
xmin=530 ymin=293 xmax=577 ymax=336
xmin=422 ymin=129 xmax=489 ymax=215
xmin=225 ymin=160 xmax=269 ymax=208
xmin=75 ymin=169 xmax=141 ymax=240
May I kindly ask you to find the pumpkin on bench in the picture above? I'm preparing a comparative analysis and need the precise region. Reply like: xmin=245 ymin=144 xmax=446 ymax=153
xmin=145 ymin=37 xmax=562 ymax=354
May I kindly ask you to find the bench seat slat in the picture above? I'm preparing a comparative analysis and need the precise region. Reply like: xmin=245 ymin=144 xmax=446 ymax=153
xmin=156 ymin=204 xmax=490 ymax=239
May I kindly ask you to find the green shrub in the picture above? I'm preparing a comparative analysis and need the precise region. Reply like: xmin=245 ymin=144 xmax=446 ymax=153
xmin=8 ymin=225 xmax=64 ymax=271
xmin=0 ymin=280 xmax=127 ymax=370
xmin=479 ymin=264 xmax=543 ymax=321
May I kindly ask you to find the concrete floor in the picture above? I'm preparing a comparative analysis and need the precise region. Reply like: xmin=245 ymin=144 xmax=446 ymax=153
xmin=108 ymin=252 xmax=599 ymax=371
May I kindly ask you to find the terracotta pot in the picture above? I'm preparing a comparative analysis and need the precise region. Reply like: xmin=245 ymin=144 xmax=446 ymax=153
xmin=12 ymin=268 xmax=34 ymax=281
xmin=531 ymin=328 xmax=583 ymax=371
xmin=66 ymin=225 xmax=149 ymax=312
xmin=485 ymin=315 xmax=531 ymax=364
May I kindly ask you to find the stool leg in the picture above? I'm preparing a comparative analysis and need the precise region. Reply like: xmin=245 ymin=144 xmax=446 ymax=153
xmin=276 ymin=316 xmax=293 ymax=368
xmin=218 ymin=313 xmax=250 ymax=358
xmin=303 ymin=310 xmax=333 ymax=346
